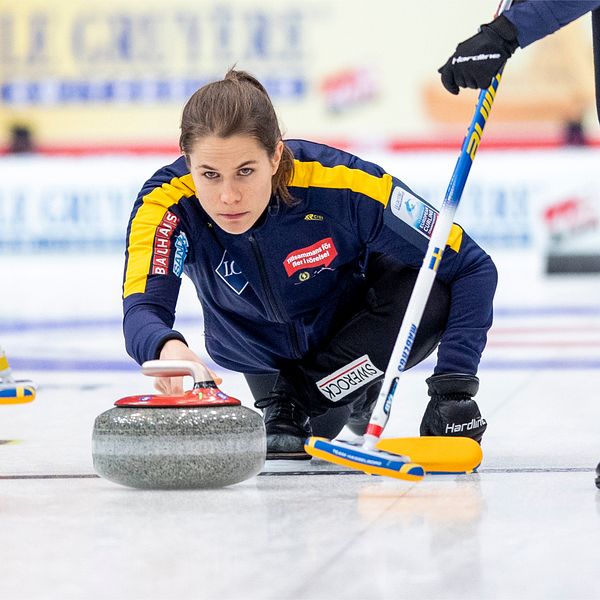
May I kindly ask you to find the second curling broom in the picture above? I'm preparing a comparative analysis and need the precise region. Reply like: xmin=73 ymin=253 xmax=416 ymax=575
xmin=305 ymin=0 xmax=513 ymax=479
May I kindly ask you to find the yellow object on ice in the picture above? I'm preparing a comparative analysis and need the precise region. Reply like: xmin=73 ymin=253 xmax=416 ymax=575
xmin=304 ymin=436 xmax=425 ymax=481
xmin=375 ymin=436 xmax=482 ymax=473
xmin=0 ymin=385 xmax=36 ymax=404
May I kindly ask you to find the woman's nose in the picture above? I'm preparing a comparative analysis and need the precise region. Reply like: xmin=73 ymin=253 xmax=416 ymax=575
xmin=220 ymin=182 xmax=241 ymax=204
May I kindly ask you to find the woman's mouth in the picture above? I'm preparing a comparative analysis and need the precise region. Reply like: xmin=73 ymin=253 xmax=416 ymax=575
xmin=219 ymin=212 xmax=249 ymax=221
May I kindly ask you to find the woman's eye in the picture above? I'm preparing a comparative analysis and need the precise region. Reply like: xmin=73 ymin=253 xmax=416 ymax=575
xmin=203 ymin=171 xmax=219 ymax=179
xmin=239 ymin=167 xmax=254 ymax=176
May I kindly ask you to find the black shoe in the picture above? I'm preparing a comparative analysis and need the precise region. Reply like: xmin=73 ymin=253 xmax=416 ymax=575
xmin=254 ymin=393 xmax=312 ymax=459
xmin=596 ymin=462 xmax=600 ymax=490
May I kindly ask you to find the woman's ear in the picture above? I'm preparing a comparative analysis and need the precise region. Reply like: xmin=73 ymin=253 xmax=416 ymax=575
xmin=271 ymin=140 xmax=284 ymax=175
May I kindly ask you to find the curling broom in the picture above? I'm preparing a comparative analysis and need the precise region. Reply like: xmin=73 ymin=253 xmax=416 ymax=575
xmin=305 ymin=0 xmax=513 ymax=479
xmin=0 ymin=349 xmax=36 ymax=404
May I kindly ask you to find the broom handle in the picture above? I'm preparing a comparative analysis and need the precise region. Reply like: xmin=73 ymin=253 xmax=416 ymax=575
xmin=363 ymin=0 xmax=514 ymax=449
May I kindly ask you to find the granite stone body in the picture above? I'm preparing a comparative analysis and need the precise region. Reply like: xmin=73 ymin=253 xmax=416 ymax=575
xmin=92 ymin=405 xmax=266 ymax=489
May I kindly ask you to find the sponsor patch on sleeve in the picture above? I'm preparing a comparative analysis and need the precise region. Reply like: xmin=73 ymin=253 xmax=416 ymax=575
xmin=389 ymin=186 xmax=437 ymax=239
xmin=316 ymin=355 xmax=383 ymax=402
xmin=173 ymin=232 xmax=188 ymax=277
xmin=151 ymin=211 xmax=179 ymax=275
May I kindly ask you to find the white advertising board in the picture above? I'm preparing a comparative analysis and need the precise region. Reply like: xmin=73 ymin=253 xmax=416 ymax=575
xmin=1 ymin=150 xmax=599 ymax=261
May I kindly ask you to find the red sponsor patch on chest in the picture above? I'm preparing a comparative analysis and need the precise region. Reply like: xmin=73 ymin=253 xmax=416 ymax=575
xmin=152 ymin=211 xmax=179 ymax=275
xmin=283 ymin=237 xmax=338 ymax=276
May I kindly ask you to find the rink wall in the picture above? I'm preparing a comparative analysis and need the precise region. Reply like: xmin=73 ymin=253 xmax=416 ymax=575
xmin=2 ymin=149 xmax=600 ymax=268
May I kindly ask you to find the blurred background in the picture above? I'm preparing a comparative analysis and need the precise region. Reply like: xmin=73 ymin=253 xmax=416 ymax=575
xmin=2 ymin=0 xmax=600 ymax=374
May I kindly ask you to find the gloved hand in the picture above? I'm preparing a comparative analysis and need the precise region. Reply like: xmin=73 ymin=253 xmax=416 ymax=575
xmin=420 ymin=373 xmax=487 ymax=443
xmin=438 ymin=14 xmax=519 ymax=94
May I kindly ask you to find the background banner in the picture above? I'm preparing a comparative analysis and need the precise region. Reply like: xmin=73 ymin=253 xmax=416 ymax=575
xmin=2 ymin=150 xmax=599 ymax=261
xmin=1 ymin=0 xmax=598 ymax=149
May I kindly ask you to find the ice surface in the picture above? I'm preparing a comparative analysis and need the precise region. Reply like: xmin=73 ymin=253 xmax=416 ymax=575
xmin=1 ymin=250 xmax=600 ymax=599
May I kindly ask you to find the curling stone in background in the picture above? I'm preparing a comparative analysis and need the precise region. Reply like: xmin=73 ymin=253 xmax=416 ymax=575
xmin=92 ymin=360 xmax=266 ymax=489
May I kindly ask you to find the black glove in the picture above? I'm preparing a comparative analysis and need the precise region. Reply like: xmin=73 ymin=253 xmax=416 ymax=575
xmin=420 ymin=373 xmax=487 ymax=443
xmin=438 ymin=14 xmax=519 ymax=94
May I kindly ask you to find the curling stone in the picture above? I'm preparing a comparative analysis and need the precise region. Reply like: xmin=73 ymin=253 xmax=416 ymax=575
xmin=92 ymin=360 xmax=266 ymax=489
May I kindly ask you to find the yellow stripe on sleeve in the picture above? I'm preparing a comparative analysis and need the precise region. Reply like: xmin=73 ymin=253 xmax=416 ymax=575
xmin=290 ymin=159 xmax=463 ymax=253
xmin=447 ymin=224 xmax=463 ymax=253
xmin=290 ymin=160 xmax=393 ymax=206
xmin=123 ymin=174 xmax=196 ymax=298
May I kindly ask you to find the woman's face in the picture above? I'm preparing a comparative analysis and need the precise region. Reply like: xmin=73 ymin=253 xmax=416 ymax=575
xmin=188 ymin=134 xmax=283 ymax=234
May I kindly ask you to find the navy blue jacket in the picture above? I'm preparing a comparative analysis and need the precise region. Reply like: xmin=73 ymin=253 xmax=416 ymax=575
xmin=123 ymin=140 xmax=497 ymax=375
xmin=504 ymin=0 xmax=600 ymax=47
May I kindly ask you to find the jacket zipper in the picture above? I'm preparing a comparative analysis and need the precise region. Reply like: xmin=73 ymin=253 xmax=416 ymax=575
xmin=248 ymin=235 xmax=302 ymax=357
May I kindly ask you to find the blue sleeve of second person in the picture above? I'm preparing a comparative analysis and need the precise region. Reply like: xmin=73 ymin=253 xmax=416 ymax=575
xmin=505 ymin=0 xmax=600 ymax=48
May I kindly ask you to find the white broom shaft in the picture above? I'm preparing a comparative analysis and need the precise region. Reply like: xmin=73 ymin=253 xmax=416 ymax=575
xmin=363 ymin=210 xmax=458 ymax=448
xmin=363 ymin=0 xmax=514 ymax=450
